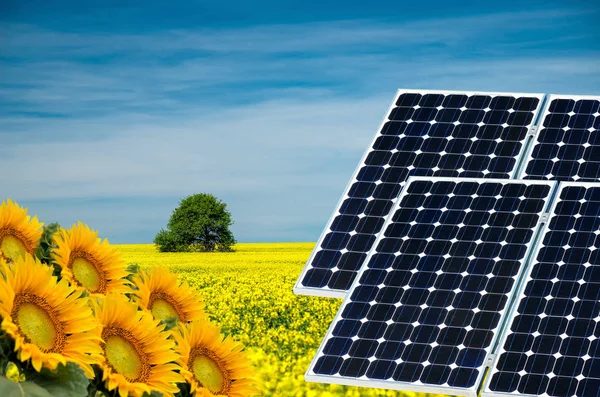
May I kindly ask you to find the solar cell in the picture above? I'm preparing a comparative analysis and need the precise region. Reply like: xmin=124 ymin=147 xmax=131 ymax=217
xmin=485 ymin=182 xmax=600 ymax=397
xmin=520 ymin=94 xmax=600 ymax=182
xmin=306 ymin=177 xmax=556 ymax=396
xmin=294 ymin=90 xmax=545 ymax=298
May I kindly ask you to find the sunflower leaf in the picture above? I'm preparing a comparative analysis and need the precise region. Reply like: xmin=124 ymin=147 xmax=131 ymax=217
xmin=0 ymin=376 xmax=54 ymax=397
xmin=126 ymin=263 xmax=140 ymax=275
xmin=26 ymin=362 xmax=89 ymax=397
xmin=34 ymin=222 xmax=61 ymax=269
xmin=160 ymin=316 xmax=179 ymax=331
xmin=0 ymin=332 xmax=16 ymax=369
xmin=141 ymin=391 xmax=164 ymax=397
xmin=174 ymin=382 xmax=193 ymax=397
xmin=125 ymin=263 xmax=141 ymax=287
xmin=86 ymin=366 xmax=113 ymax=397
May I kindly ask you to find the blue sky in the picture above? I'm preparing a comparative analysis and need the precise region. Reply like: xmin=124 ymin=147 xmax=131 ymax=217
xmin=1 ymin=1 xmax=600 ymax=244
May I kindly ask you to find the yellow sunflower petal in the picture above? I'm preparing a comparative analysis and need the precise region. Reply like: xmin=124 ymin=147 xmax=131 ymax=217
xmin=133 ymin=266 xmax=207 ymax=323
xmin=52 ymin=222 xmax=130 ymax=297
xmin=93 ymin=292 xmax=184 ymax=397
xmin=0 ymin=254 xmax=103 ymax=377
xmin=0 ymin=199 xmax=43 ymax=263
xmin=174 ymin=319 xmax=259 ymax=397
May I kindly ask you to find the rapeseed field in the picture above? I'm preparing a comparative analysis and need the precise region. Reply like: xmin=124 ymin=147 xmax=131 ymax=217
xmin=116 ymin=242 xmax=445 ymax=397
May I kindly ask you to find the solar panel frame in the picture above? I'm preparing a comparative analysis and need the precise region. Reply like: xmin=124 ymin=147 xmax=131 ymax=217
xmin=293 ymin=90 xmax=402 ymax=298
xmin=480 ymin=183 xmax=561 ymax=397
xmin=482 ymin=181 xmax=600 ymax=397
xmin=518 ymin=94 xmax=600 ymax=182
xmin=294 ymin=89 xmax=547 ymax=298
xmin=305 ymin=176 xmax=558 ymax=396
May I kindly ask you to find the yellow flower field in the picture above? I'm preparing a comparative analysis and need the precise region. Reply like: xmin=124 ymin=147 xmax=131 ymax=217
xmin=115 ymin=242 xmax=446 ymax=397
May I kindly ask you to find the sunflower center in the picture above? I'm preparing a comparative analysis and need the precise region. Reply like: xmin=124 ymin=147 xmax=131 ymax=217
xmin=189 ymin=347 xmax=231 ymax=395
xmin=17 ymin=304 xmax=56 ymax=349
xmin=0 ymin=231 xmax=30 ymax=263
xmin=11 ymin=294 xmax=65 ymax=352
xmin=102 ymin=326 xmax=149 ymax=382
xmin=148 ymin=292 xmax=185 ymax=322
xmin=69 ymin=251 xmax=106 ymax=293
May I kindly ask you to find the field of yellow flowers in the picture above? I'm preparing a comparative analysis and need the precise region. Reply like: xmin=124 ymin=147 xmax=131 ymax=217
xmin=116 ymin=243 xmax=445 ymax=397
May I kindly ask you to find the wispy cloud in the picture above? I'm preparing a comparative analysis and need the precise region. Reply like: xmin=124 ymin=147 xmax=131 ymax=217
xmin=1 ymin=8 xmax=594 ymax=55
xmin=1 ymin=7 xmax=600 ymax=242
xmin=2 ymin=96 xmax=388 ymax=197
xmin=2 ymin=9 xmax=599 ymax=117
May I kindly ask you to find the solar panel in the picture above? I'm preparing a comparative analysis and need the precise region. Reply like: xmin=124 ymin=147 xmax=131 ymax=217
xmin=484 ymin=182 xmax=600 ymax=397
xmin=294 ymin=90 xmax=545 ymax=298
xmin=520 ymin=95 xmax=600 ymax=182
xmin=306 ymin=177 xmax=556 ymax=396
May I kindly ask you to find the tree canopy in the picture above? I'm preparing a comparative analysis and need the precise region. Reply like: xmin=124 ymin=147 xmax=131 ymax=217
xmin=154 ymin=193 xmax=236 ymax=252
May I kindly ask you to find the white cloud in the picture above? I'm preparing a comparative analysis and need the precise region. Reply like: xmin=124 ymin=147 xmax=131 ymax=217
xmin=1 ymin=8 xmax=600 ymax=242
xmin=0 ymin=8 xmax=593 ymax=55
xmin=2 ymin=96 xmax=387 ymax=199
xmin=2 ymin=96 xmax=388 ymax=242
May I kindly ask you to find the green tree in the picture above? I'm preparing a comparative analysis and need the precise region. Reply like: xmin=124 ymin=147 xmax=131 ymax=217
xmin=154 ymin=193 xmax=236 ymax=252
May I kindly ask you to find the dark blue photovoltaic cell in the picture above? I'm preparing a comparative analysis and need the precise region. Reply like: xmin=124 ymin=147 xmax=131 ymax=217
xmin=523 ymin=96 xmax=600 ymax=182
xmin=488 ymin=184 xmax=600 ymax=397
xmin=309 ymin=178 xmax=553 ymax=392
xmin=298 ymin=92 xmax=542 ymax=294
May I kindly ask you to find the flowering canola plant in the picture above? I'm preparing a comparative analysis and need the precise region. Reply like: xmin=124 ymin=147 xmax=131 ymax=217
xmin=0 ymin=199 xmax=258 ymax=397
xmin=116 ymin=244 xmax=446 ymax=397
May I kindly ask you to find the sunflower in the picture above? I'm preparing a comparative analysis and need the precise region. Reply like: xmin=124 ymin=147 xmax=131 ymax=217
xmin=172 ymin=319 xmax=258 ymax=397
xmin=0 ymin=254 xmax=103 ymax=378
xmin=52 ymin=222 xmax=130 ymax=296
xmin=132 ymin=266 xmax=207 ymax=323
xmin=91 ymin=292 xmax=184 ymax=397
xmin=0 ymin=199 xmax=43 ymax=263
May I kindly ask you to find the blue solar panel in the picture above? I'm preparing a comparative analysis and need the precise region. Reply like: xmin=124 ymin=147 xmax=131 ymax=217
xmin=485 ymin=182 xmax=600 ymax=397
xmin=521 ymin=95 xmax=600 ymax=182
xmin=295 ymin=90 xmax=545 ymax=298
xmin=306 ymin=177 xmax=556 ymax=396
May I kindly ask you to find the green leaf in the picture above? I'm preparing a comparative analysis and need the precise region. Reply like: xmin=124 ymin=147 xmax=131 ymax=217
xmin=174 ymin=382 xmax=193 ymax=397
xmin=160 ymin=316 xmax=179 ymax=331
xmin=125 ymin=263 xmax=142 ymax=285
xmin=34 ymin=223 xmax=61 ymax=263
xmin=0 ymin=376 xmax=54 ymax=397
xmin=34 ymin=222 xmax=63 ymax=277
xmin=0 ymin=334 xmax=16 ymax=376
xmin=26 ymin=362 xmax=89 ymax=397
xmin=142 ymin=391 xmax=164 ymax=397
xmin=155 ymin=193 xmax=236 ymax=252
xmin=126 ymin=263 xmax=140 ymax=274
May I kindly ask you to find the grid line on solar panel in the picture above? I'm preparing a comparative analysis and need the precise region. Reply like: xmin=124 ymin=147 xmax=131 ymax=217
xmin=306 ymin=177 xmax=556 ymax=396
xmin=294 ymin=90 xmax=545 ymax=298
xmin=484 ymin=182 xmax=600 ymax=397
xmin=520 ymin=94 xmax=600 ymax=182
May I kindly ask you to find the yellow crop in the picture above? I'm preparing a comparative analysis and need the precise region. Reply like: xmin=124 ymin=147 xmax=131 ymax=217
xmin=116 ymin=242 xmax=446 ymax=397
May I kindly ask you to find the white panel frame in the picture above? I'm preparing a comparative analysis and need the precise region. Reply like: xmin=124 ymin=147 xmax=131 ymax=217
xmin=305 ymin=176 xmax=557 ymax=397
xmin=481 ymin=181 xmax=600 ymax=397
xmin=517 ymin=94 xmax=600 ymax=181
xmin=294 ymin=90 xmax=547 ymax=298
xmin=292 ymin=89 xmax=402 ymax=298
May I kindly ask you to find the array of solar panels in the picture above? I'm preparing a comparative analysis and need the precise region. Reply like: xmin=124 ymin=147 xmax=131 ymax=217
xmin=485 ymin=182 xmax=600 ymax=397
xmin=295 ymin=90 xmax=545 ymax=297
xmin=293 ymin=91 xmax=600 ymax=397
